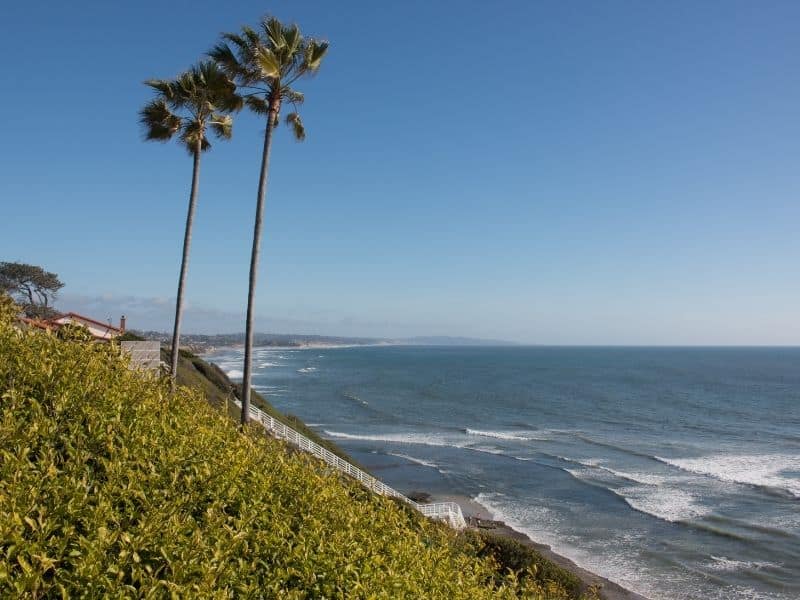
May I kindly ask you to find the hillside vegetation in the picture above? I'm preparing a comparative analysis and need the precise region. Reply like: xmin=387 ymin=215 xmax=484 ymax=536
xmin=0 ymin=299 xmax=594 ymax=598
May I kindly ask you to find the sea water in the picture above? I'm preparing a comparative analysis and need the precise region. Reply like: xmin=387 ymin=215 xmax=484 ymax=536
xmin=208 ymin=345 xmax=800 ymax=600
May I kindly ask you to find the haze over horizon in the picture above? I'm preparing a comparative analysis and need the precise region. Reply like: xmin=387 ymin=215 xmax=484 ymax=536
xmin=3 ymin=1 xmax=799 ymax=345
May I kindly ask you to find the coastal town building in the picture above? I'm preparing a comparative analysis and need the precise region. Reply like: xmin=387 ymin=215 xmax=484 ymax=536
xmin=47 ymin=313 xmax=126 ymax=341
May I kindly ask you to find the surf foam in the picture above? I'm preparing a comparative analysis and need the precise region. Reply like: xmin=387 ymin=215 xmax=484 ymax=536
xmin=656 ymin=454 xmax=800 ymax=498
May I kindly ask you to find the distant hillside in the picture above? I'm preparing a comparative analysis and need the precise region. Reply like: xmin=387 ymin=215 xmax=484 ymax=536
xmin=132 ymin=330 xmax=383 ymax=352
xmin=132 ymin=330 xmax=516 ymax=351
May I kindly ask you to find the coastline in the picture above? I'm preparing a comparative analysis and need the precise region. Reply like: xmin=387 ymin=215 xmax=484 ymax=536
xmin=434 ymin=494 xmax=648 ymax=600
xmin=194 ymin=342 xmax=396 ymax=356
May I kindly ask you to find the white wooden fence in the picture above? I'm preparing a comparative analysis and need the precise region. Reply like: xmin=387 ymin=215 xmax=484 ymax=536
xmin=234 ymin=399 xmax=467 ymax=529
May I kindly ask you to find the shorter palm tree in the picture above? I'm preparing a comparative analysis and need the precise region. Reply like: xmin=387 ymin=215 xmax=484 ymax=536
xmin=139 ymin=61 xmax=242 ymax=391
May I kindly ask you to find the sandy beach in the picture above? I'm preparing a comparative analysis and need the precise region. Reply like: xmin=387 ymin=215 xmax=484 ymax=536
xmin=434 ymin=494 xmax=648 ymax=600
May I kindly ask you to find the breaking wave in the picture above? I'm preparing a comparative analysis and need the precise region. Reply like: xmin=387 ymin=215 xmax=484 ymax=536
xmin=655 ymin=454 xmax=800 ymax=498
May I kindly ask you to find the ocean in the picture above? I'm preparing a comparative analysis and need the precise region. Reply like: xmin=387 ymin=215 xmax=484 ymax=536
xmin=208 ymin=345 xmax=800 ymax=600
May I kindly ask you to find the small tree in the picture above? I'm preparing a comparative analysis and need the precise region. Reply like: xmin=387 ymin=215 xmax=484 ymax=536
xmin=0 ymin=262 xmax=63 ymax=318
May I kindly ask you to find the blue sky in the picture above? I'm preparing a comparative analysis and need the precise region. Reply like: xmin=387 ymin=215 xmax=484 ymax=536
xmin=2 ymin=1 xmax=799 ymax=343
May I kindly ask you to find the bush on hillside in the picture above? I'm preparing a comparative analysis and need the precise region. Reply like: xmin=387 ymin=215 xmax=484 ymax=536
xmin=0 ymin=309 xmax=595 ymax=598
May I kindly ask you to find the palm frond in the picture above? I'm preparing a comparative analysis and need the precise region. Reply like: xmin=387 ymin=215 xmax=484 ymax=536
xmin=285 ymin=112 xmax=305 ymax=141
xmin=281 ymin=88 xmax=304 ymax=105
xmin=256 ymin=47 xmax=280 ymax=78
xmin=213 ymin=16 xmax=327 ymax=130
xmin=245 ymin=95 xmax=270 ymax=115
xmin=139 ymin=99 xmax=181 ymax=141
xmin=140 ymin=61 xmax=239 ymax=152
xmin=303 ymin=40 xmax=329 ymax=73
xmin=210 ymin=114 xmax=233 ymax=140
xmin=209 ymin=42 xmax=243 ymax=77
xmin=264 ymin=17 xmax=286 ymax=49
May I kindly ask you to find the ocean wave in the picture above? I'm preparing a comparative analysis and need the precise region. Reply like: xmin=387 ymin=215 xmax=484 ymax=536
xmin=323 ymin=430 xmax=464 ymax=448
xmin=465 ymin=428 xmax=551 ymax=441
xmin=614 ymin=485 xmax=711 ymax=523
xmin=555 ymin=456 xmax=669 ymax=487
xmin=655 ymin=454 xmax=800 ymax=498
xmin=707 ymin=556 xmax=781 ymax=572
xmin=297 ymin=367 xmax=317 ymax=374
xmin=258 ymin=361 xmax=280 ymax=368
xmin=225 ymin=369 xmax=243 ymax=380
xmin=573 ymin=434 xmax=660 ymax=461
xmin=342 ymin=392 xmax=368 ymax=406
xmin=323 ymin=430 xmax=531 ymax=462
xmin=387 ymin=452 xmax=439 ymax=469
xmin=560 ymin=458 xmax=708 ymax=523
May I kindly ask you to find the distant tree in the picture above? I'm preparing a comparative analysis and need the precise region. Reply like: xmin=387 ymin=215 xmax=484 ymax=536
xmin=0 ymin=262 xmax=63 ymax=318
xmin=210 ymin=16 xmax=328 ymax=424
xmin=139 ymin=61 xmax=242 ymax=392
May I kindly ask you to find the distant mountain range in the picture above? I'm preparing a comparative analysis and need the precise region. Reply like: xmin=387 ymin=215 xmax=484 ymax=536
xmin=132 ymin=330 xmax=516 ymax=351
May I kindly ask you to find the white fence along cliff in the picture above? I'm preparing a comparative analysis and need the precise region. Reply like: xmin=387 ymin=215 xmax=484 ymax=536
xmin=234 ymin=399 xmax=466 ymax=529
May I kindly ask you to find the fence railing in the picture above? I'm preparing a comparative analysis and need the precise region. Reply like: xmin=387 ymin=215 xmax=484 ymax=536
xmin=234 ymin=399 xmax=466 ymax=529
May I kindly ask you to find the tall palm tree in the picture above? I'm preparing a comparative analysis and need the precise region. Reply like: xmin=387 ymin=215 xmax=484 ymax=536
xmin=139 ymin=61 xmax=241 ymax=391
xmin=210 ymin=17 xmax=328 ymax=424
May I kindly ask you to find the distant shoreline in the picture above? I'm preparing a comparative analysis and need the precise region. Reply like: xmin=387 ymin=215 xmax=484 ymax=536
xmin=196 ymin=342 xmax=397 ymax=355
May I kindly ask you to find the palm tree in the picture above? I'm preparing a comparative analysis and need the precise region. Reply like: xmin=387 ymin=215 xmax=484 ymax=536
xmin=210 ymin=17 xmax=328 ymax=424
xmin=139 ymin=61 xmax=241 ymax=391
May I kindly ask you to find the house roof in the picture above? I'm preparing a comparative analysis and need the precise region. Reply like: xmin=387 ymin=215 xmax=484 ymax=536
xmin=51 ymin=312 xmax=122 ymax=332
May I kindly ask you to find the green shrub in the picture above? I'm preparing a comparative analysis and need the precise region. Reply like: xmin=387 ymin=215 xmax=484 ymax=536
xmin=0 ymin=311 xmax=588 ymax=598
xmin=56 ymin=322 xmax=94 ymax=343
xmin=462 ymin=531 xmax=588 ymax=598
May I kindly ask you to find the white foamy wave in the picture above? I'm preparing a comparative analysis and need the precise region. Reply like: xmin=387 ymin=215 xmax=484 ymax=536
xmin=297 ymin=367 xmax=317 ymax=374
xmin=556 ymin=456 xmax=668 ymax=486
xmin=656 ymin=454 xmax=800 ymax=498
xmin=600 ymin=467 xmax=668 ymax=487
xmin=342 ymin=392 xmax=368 ymax=406
xmin=474 ymin=493 xmax=661 ymax=598
xmin=324 ymin=430 xmax=465 ymax=448
xmin=387 ymin=452 xmax=439 ymax=469
xmin=466 ymin=428 xmax=551 ymax=441
xmin=708 ymin=556 xmax=781 ymax=572
xmin=616 ymin=486 xmax=711 ymax=523
xmin=471 ymin=445 xmax=507 ymax=455
xmin=259 ymin=361 xmax=279 ymax=368
xmin=226 ymin=369 xmax=243 ymax=380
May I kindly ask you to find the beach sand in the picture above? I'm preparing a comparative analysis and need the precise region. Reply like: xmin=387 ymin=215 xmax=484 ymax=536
xmin=432 ymin=494 xmax=648 ymax=600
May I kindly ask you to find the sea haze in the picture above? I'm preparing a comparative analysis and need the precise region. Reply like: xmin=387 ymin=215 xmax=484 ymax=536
xmin=208 ymin=345 xmax=800 ymax=600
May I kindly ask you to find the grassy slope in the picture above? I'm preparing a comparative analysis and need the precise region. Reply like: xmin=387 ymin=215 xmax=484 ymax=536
xmin=1 ymin=306 xmax=594 ymax=598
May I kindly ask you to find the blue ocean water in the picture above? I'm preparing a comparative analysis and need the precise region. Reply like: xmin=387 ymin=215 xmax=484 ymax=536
xmin=209 ymin=346 xmax=800 ymax=600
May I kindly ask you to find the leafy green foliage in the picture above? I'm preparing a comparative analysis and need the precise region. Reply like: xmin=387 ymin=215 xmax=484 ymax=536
xmin=462 ymin=531 xmax=588 ymax=598
xmin=0 ymin=312 xmax=591 ymax=598
xmin=55 ymin=323 xmax=94 ymax=343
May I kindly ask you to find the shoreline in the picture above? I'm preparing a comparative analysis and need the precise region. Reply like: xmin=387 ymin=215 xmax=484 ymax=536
xmin=433 ymin=494 xmax=648 ymax=600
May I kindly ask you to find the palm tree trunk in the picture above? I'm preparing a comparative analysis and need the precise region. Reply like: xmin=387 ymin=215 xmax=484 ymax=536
xmin=241 ymin=106 xmax=278 ymax=424
xmin=169 ymin=141 xmax=202 ymax=392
